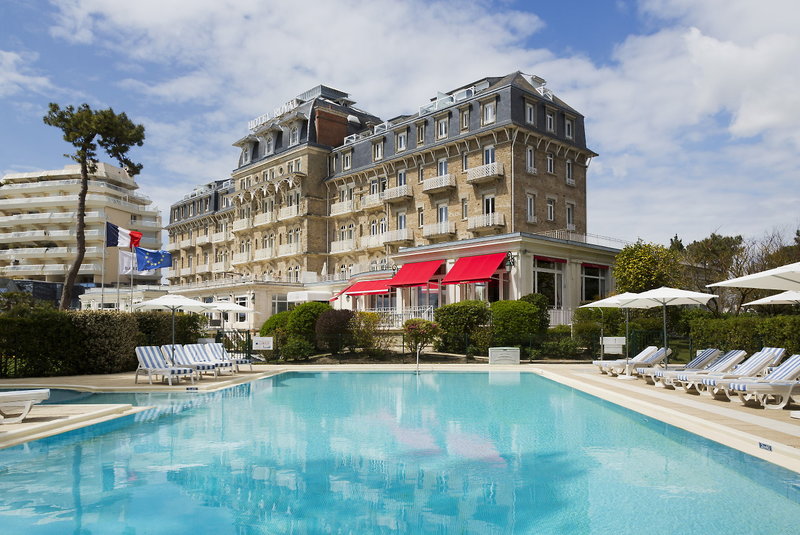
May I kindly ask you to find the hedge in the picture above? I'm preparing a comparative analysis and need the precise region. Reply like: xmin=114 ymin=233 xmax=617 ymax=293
xmin=690 ymin=315 xmax=800 ymax=355
xmin=489 ymin=300 xmax=541 ymax=347
xmin=433 ymin=300 xmax=490 ymax=353
xmin=286 ymin=302 xmax=331 ymax=349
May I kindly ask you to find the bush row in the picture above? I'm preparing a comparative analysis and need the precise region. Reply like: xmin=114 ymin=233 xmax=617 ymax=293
xmin=0 ymin=308 xmax=206 ymax=378
xmin=689 ymin=315 xmax=800 ymax=355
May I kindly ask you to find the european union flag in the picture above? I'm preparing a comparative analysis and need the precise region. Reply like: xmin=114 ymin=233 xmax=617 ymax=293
xmin=135 ymin=247 xmax=172 ymax=271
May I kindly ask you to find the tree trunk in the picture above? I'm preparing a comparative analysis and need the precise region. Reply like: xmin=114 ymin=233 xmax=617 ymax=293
xmin=59 ymin=158 xmax=89 ymax=310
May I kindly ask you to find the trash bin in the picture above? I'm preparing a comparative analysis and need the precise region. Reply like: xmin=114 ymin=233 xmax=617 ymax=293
xmin=489 ymin=347 xmax=520 ymax=365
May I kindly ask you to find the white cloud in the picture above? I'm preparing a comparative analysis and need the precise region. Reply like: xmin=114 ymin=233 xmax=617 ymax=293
xmin=0 ymin=50 xmax=54 ymax=97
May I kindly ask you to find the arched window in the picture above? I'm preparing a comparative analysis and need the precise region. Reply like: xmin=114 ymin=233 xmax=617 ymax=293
xmin=370 ymin=260 xmax=377 ymax=271
xmin=290 ymin=126 xmax=299 ymax=145
xmin=266 ymin=136 xmax=273 ymax=154
xmin=379 ymin=217 xmax=387 ymax=234
xmin=370 ymin=220 xmax=377 ymax=236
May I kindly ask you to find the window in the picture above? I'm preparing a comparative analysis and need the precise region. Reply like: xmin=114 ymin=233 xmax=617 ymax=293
xmin=546 ymin=110 xmax=555 ymax=132
xmin=565 ymin=118 xmax=574 ymax=139
xmin=339 ymin=224 xmax=347 ymax=241
xmin=396 ymin=130 xmax=407 ymax=152
xmin=290 ymin=126 xmax=299 ymax=145
xmin=370 ymin=219 xmax=378 ymax=236
xmin=566 ymin=160 xmax=574 ymax=184
xmin=295 ymin=158 xmax=301 ymax=172
xmin=437 ymin=158 xmax=448 ymax=176
xmin=547 ymin=198 xmax=555 ymax=221
xmin=546 ymin=152 xmax=555 ymax=174
xmin=417 ymin=206 xmax=424 ymax=227
xmin=526 ymin=194 xmax=537 ymax=222
xmin=287 ymin=160 xmax=294 ymax=173
xmin=461 ymin=197 xmax=468 ymax=219
xmin=437 ymin=202 xmax=448 ymax=223
xmin=482 ymin=101 xmax=496 ymax=125
xmin=379 ymin=217 xmax=387 ymax=234
xmin=534 ymin=257 xmax=564 ymax=308
xmin=373 ymin=141 xmax=383 ymax=161
xmin=416 ymin=123 xmax=425 ymax=145
xmin=370 ymin=179 xmax=378 ymax=195
xmin=525 ymin=102 xmax=535 ymax=125
xmin=566 ymin=202 xmax=575 ymax=230
xmin=266 ymin=136 xmax=273 ymax=154
xmin=397 ymin=169 xmax=406 ymax=187
xmin=483 ymin=145 xmax=495 ymax=165
xmin=462 ymin=152 xmax=469 ymax=170
xmin=526 ymin=146 xmax=536 ymax=173
xmin=582 ymin=266 xmax=607 ymax=301
xmin=343 ymin=151 xmax=352 ymax=170
xmin=460 ymin=108 xmax=470 ymax=130
xmin=481 ymin=194 xmax=494 ymax=216
xmin=396 ymin=211 xmax=407 ymax=230
xmin=418 ymin=167 xmax=424 ymax=183
xmin=436 ymin=117 xmax=448 ymax=139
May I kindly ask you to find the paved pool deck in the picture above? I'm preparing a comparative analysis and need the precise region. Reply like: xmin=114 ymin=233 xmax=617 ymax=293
xmin=1 ymin=363 xmax=799 ymax=473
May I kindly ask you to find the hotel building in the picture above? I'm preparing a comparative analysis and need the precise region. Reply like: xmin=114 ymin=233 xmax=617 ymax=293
xmin=0 ymin=162 xmax=162 ymax=288
xmin=167 ymin=73 xmax=624 ymax=329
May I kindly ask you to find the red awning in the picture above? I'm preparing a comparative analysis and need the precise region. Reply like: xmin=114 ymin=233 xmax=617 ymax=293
xmin=441 ymin=252 xmax=507 ymax=285
xmin=388 ymin=260 xmax=444 ymax=287
xmin=581 ymin=262 xmax=608 ymax=269
xmin=329 ymin=286 xmax=350 ymax=302
xmin=534 ymin=255 xmax=567 ymax=264
xmin=344 ymin=279 xmax=393 ymax=296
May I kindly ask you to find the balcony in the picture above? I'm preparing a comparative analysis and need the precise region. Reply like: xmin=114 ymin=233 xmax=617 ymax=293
xmin=278 ymin=205 xmax=300 ymax=221
xmin=422 ymin=174 xmax=455 ymax=193
xmin=422 ymin=221 xmax=456 ymax=238
xmin=0 ymin=211 xmax=104 ymax=228
xmin=0 ymin=229 xmax=101 ymax=243
xmin=180 ymin=267 xmax=192 ymax=276
xmin=195 ymin=234 xmax=211 ymax=246
xmin=195 ymin=263 xmax=211 ymax=273
xmin=253 ymin=212 xmax=275 ymax=227
xmin=254 ymin=247 xmax=274 ymax=261
xmin=0 ymin=246 xmax=100 ymax=260
xmin=231 ymin=252 xmax=251 ymax=265
xmin=360 ymin=234 xmax=385 ymax=250
xmin=360 ymin=193 xmax=383 ymax=210
xmin=384 ymin=228 xmax=413 ymax=244
xmin=382 ymin=185 xmax=412 ymax=203
xmin=164 ymin=269 xmax=176 ymax=278
xmin=232 ymin=219 xmax=251 ymax=233
xmin=468 ymin=212 xmax=506 ymax=231
xmin=278 ymin=242 xmax=301 ymax=256
xmin=330 ymin=239 xmax=356 ymax=254
xmin=466 ymin=162 xmax=504 ymax=184
xmin=330 ymin=199 xmax=356 ymax=216
xmin=212 ymin=232 xmax=228 ymax=243
xmin=0 ymin=263 xmax=100 ymax=276
xmin=167 ymin=240 xmax=177 ymax=250
xmin=212 ymin=261 xmax=229 ymax=272
xmin=179 ymin=239 xmax=192 ymax=248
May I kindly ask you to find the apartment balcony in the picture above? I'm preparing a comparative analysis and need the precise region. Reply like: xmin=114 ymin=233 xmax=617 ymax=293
xmin=0 ymin=229 xmax=101 ymax=244
xmin=468 ymin=212 xmax=506 ymax=231
xmin=212 ymin=232 xmax=228 ymax=243
xmin=253 ymin=212 xmax=275 ymax=227
xmin=179 ymin=239 xmax=192 ymax=248
xmin=0 ymin=211 xmax=104 ymax=228
xmin=231 ymin=252 xmax=251 ymax=265
xmin=466 ymin=162 xmax=504 ymax=184
xmin=0 ymin=194 xmax=151 ymax=213
xmin=383 ymin=185 xmax=412 ymax=203
xmin=422 ymin=174 xmax=455 ymax=193
xmin=164 ymin=269 xmax=176 ymax=278
xmin=133 ymin=219 xmax=161 ymax=230
xmin=360 ymin=234 xmax=386 ymax=250
xmin=278 ymin=205 xmax=300 ymax=221
xmin=0 ymin=263 xmax=100 ymax=276
xmin=195 ymin=263 xmax=211 ymax=273
xmin=278 ymin=242 xmax=301 ymax=256
xmin=330 ymin=239 xmax=356 ymax=254
xmin=330 ymin=199 xmax=356 ymax=216
xmin=167 ymin=240 xmax=177 ymax=250
xmin=0 ymin=246 xmax=101 ymax=260
xmin=422 ymin=221 xmax=456 ymax=238
xmin=195 ymin=234 xmax=211 ymax=246
xmin=253 ymin=247 xmax=274 ymax=261
xmin=384 ymin=228 xmax=413 ymax=244
xmin=180 ymin=267 xmax=193 ymax=276
xmin=232 ymin=219 xmax=251 ymax=233
xmin=212 ymin=261 xmax=229 ymax=272
xmin=360 ymin=193 xmax=383 ymax=210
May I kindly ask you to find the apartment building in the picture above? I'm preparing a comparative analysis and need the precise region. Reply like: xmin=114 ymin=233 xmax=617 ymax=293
xmin=0 ymin=162 xmax=162 ymax=287
xmin=167 ymin=73 xmax=622 ymax=329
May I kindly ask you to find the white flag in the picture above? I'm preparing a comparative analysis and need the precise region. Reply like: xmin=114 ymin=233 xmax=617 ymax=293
xmin=119 ymin=250 xmax=155 ymax=276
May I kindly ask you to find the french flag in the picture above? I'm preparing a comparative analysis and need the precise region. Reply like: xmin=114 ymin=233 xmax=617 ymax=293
xmin=106 ymin=222 xmax=142 ymax=248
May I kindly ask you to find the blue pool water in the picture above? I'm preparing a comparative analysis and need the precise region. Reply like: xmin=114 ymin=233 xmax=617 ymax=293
xmin=0 ymin=372 xmax=798 ymax=534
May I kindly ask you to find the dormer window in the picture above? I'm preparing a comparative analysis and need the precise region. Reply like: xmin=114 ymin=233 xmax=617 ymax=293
xmin=373 ymin=140 xmax=384 ymax=161
xmin=546 ymin=110 xmax=555 ymax=133
xmin=242 ymin=147 xmax=250 ymax=165
xmin=266 ymin=136 xmax=274 ymax=154
xmin=481 ymin=100 xmax=496 ymax=125
xmin=290 ymin=126 xmax=299 ymax=146
xmin=343 ymin=151 xmax=352 ymax=170
xmin=565 ymin=118 xmax=574 ymax=140
xmin=436 ymin=116 xmax=448 ymax=139
xmin=396 ymin=129 xmax=407 ymax=152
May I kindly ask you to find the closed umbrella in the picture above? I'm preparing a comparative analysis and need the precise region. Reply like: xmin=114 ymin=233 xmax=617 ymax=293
xmin=579 ymin=292 xmax=649 ymax=360
xmin=708 ymin=262 xmax=800 ymax=291
xmin=618 ymin=287 xmax=717 ymax=367
xmin=133 ymin=294 xmax=213 ymax=359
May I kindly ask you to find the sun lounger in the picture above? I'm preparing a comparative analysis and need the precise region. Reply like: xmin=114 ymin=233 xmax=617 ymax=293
xmin=0 ymin=389 xmax=50 ymax=424
xmin=658 ymin=349 xmax=747 ymax=389
xmin=608 ymin=347 xmax=671 ymax=377
xmin=684 ymin=347 xmax=786 ymax=395
xmin=716 ymin=354 xmax=800 ymax=408
xmin=135 ymin=346 xmax=195 ymax=386
xmin=204 ymin=342 xmax=253 ymax=372
xmin=162 ymin=344 xmax=218 ymax=379
xmin=184 ymin=344 xmax=235 ymax=375
xmin=637 ymin=348 xmax=720 ymax=385
xmin=593 ymin=346 xmax=657 ymax=375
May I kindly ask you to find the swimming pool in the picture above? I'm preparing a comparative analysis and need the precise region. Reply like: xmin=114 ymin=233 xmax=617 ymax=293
xmin=1 ymin=372 xmax=798 ymax=534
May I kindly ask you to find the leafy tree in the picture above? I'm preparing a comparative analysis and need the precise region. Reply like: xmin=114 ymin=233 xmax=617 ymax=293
xmin=682 ymin=233 xmax=744 ymax=314
xmin=613 ymin=241 xmax=681 ymax=293
xmin=285 ymin=301 xmax=331 ymax=348
xmin=517 ymin=293 xmax=551 ymax=342
xmin=315 ymin=309 xmax=354 ymax=355
xmin=669 ymin=234 xmax=685 ymax=252
xmin=490 ymin=300 xmax=543 ymax=347
xmin=403 ymin=319 xmax=441 ymax=364
xmin=43 ymin=103 xmax=145 ymax=309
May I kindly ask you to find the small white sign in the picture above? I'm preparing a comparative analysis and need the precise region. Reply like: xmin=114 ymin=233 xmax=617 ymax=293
xmin=252 ymin=336 xmax=273 ymax=350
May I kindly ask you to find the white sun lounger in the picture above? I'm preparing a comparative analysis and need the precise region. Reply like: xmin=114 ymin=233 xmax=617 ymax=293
xmin=204 ymin=342 xmax=253 ymax=372
xmin=135 ymin=346 xmax=195 ymax=386
xmin=162 ymin=344 xmax=218 ymax=379
xmin=593 ymin=346 xmax=657 ymax=375
xmin=184 ymin=344 xmax=235 ymax=375
xmin=608 ymin=347 xmax=671 ymax=377
xmin=637 ymin=348 xmax=720 ymax=385
xmin=718 ymin=354 xmax=800 ymax=408
xmin=664 ymin=350 xmax=747 ymax=390
xmin=688 ymin=347 xmax=786 ymax=396
xmin=0 ymin=389 xmax=50 ymax=424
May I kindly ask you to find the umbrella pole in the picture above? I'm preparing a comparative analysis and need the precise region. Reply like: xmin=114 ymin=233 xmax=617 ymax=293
xmin=599 ymin=309 xmax=605 ymax=361
xmin=662 ymin=304 xmax=668 ymax=367
xmin=625 ymin=308 xmax=629 ymax=360
xmin=171 ymin=307 xmax=176 ymax=362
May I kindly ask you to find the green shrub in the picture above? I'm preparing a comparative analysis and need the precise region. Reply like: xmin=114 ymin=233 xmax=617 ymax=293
xmin=282 ymin=337 xmax=315 ymax=360
xmin=286 ymin=302 xmax=331 ymax=349
xmin=350 ymin=311 xmax=387 ymax=355
xmin=517 ymin=293 xmax=552 ymax=343
xmin=69 ymin=311 xmax=140 ymax=374
xmin=315 ymin=309 xmax=354 ymax=355
xmin=403 ymin=319 xmax=441 ymax=358
xmin=489 ymin=300 xmax=541 ymax=347
xmin=690 ymin=315 xmax=800 ymax=355
xmin=259 ymin=310 xmax=292 ymax=337
xmin=433 ymin=300 xmax=490 ymax=353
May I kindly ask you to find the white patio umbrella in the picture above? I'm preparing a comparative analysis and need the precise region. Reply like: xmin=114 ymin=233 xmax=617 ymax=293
xmin=133 ymin=294 xmax=214 ymax=358
xmin=208 ymin=301 xmax=254 ymax=331
xmin=708 ymin=261 xmax=800 ymax=291
xmin=742 ymin=290 xmax=800 ymax=307
xmin=617 ymin=287 xmax=717 ymax=367
xmin=579 ymin=292 xmax=649 ymax=360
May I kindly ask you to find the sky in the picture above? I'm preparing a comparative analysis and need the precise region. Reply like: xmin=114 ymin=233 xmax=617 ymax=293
xmin=1 ymin=0 xmax=799 ymax=246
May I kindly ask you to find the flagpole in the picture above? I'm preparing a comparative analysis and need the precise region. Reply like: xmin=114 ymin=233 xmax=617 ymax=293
xmin=116 ymin=252 xmax=121 ymax=310
xmin=101 ymin=220 xmax=106 ymax=308
xmin=130 ymin=246 xmax=134 ymax=312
